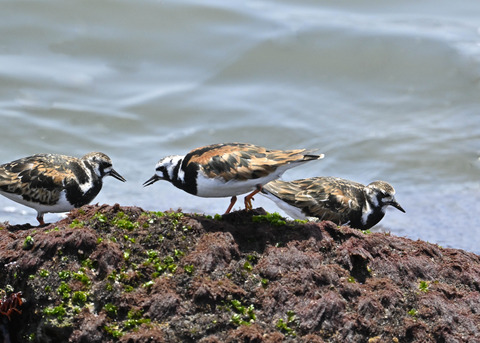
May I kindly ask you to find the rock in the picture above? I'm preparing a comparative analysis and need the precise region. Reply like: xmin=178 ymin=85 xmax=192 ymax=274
xmin=0 ymin=204 xmax=479 ymax=342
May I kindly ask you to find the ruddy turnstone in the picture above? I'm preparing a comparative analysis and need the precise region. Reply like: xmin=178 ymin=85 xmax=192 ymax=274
xmin=143 ymin=142 xmax=324 ymax=213
xmin=0 ymin=152 xmax=126 ymax=225
xmin=261 ymin=176 xmax=405 ymax=230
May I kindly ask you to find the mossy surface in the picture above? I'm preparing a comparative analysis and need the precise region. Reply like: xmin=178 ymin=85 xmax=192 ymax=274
xmin=0 ymin=204 xmax=480 ymax=342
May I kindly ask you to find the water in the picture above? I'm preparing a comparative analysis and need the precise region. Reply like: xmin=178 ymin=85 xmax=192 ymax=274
xmin=1 ymin=0 xmax=479 ymax=253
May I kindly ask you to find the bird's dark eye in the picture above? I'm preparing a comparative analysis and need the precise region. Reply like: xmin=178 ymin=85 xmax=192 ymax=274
xmin=156 ymin=166 xmax=166 ymax=172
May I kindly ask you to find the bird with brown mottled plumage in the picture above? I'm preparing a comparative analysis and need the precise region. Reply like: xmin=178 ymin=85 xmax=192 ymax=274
xmin=0 ymin=152 xmax=125 ymax=225
xmin=143 ymin=143 xmax=324 ymax=214
xmin=261 ymin=176 xmax=405 ymax=230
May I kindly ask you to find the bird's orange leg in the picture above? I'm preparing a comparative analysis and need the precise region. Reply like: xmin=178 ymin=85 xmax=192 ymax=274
xmin=224 ymin=196 xmax=237 ymax=214
xmin=244 ymin=185 xmax=262 ymax=211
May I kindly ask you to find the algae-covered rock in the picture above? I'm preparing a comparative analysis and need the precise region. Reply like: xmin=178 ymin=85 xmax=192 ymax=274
xmin=0 ymin=204 xmax=479 ymax=342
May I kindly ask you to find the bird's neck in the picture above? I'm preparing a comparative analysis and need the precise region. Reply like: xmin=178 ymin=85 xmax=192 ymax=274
xmin=171 ymin=159 xmax=199 ymax=195
xmin=361 ymin=197 xmax=386 ymax=229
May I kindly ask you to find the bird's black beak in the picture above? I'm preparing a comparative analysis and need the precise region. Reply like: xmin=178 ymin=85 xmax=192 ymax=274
xmin=109 ymin=169 xmax=126 ymax=182
xmin=143 ymin=174 xmax=162 ymax=187
xmin=390 ymin=200 xmax=405 ymax=213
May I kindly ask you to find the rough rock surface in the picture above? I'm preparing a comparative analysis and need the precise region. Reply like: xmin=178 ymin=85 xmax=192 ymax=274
xmin=0 ymin=204 xmax=479 ymax=342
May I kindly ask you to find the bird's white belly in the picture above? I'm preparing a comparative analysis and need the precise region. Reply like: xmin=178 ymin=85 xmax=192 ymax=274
xmin=195 ymin=173 xmax=281 ymax=198
xmin=0 ymin=191 xmax=75 ymax=214
xmin=260 ymin=192 xmax=307 ymax=220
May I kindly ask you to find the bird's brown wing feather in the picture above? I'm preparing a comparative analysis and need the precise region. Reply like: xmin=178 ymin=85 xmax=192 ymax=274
xmin=185 ymin=143 xmax=318 ymax=182
xmin=265 ymin=177 xmax=362 ymax=224
xmin=0 ymin=154 xmax=77 ymax=204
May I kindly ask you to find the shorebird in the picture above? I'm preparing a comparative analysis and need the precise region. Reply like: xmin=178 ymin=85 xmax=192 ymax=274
xmin=0 ymin=152 xmax=126 ymax=225
xmin=261 ymin=176 xmax=405 ymax=230
xmin=143 ymin=142 xmax=324 ymax=213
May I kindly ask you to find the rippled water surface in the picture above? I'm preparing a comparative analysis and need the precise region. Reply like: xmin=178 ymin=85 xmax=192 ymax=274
xmin=1 ymin=0 xmax=479 ymax=252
